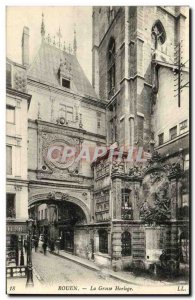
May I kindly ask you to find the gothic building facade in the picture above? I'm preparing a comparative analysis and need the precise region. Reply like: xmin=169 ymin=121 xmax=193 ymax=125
xmin=26 ymin=16 xmax=107 ymax=258
xmin=7 ymin=6 xmax=189 ymax=273
xmin=91 ymin=6 xmax=189 ymax=271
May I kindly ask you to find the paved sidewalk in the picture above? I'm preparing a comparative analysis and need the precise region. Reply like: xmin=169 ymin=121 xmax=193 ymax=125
xmin=50 ymin=250 xmax=188 ymax=287
xmin=51 ymin=249 xmax=100 ymax=271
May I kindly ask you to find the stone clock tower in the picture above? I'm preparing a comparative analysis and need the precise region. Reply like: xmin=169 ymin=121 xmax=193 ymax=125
xmin=92 ymin=6 xmax=189 ymax=271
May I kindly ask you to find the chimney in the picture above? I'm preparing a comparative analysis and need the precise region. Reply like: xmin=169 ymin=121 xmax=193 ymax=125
xmin=22 ymin=26 xmax=29 ymax=67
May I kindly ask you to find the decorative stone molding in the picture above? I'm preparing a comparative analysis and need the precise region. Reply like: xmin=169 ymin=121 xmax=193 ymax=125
xmin=58 ymin=58 xmax=72 ymax=80
xmin=15 ymin=185 xmax=22 ymax=191
xmin=16 ymin=138 xmax=21 ymax=146
xmin=127 ymin=151 xmax=183 ymax=180
xmin=112 ymin=161 xmax=125 ymax=174
xmin=36 ymin=122 xmax=83 ymax=181
xmin=14 ymin=71 xmax=27 ymax=93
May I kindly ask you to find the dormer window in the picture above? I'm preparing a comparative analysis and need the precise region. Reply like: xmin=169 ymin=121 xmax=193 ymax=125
xmin=59 ymin=58 xmax=72 ymax=89
xmin=61 ymin=77 xmax=70 ymax=89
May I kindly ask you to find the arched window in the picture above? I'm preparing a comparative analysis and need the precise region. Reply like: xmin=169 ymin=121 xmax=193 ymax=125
xmin=151 ymin=20 xmax=166 ymax=50
xmin=99 ymin=229 xmax=108 ymax=253
xmin=108 ymin=38 xmax=116 ymax=97
xmin=121 ymin=231 xmax=131 ymax=256
xmin=107 ymin=6 xmax=115 ymax=23
xmin=121 ymin=189 xmax=133 ymax=219
xmin=180 ymin=231 xmax=189 ymax=264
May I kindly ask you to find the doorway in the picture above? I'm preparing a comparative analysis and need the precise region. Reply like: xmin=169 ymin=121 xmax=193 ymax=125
xmin=61 ymin=228 xmax=74 ymax=253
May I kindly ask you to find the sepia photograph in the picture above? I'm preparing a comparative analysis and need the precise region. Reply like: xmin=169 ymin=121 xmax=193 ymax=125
xmin=5 ymin=5 xmax=190 ymax=295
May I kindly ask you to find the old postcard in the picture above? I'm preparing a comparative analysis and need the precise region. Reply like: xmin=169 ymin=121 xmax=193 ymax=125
xmin=6 ymin=6 xmax=190 ymax=295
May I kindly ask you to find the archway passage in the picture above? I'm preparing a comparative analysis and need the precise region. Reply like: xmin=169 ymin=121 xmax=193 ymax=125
xmin=28 ymin=192 xmax=90 ymax=254
xmin=57 ymin=202 xmax=87 ymax=253
xmin=58 ymin=201 xmax=87 ymax=226
xmin=29 ymin=192 xmax=90 ymax=224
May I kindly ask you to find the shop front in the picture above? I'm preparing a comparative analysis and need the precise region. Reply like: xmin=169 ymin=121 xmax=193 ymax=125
xmin=6 ymin=221 xmax=27 ymax=279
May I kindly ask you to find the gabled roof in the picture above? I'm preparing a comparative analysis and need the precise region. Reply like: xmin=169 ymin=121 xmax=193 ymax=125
xmin=27 ymin=42 xmax=97 ymax=99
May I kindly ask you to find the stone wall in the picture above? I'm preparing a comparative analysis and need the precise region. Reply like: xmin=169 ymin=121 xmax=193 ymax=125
xmin=27 ymin=84 xmax=106 ymax=137
xmin=95 ymin=7 xmax=125 ymax=101
xmin=153 ymin=67 xmax=189 ymax=147
xmin=74 ymin=228 xmax=90 ymax=258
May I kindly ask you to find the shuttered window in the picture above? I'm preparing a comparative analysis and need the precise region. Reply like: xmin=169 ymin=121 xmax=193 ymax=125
xmin=6 ymin=193 xmax=16 ymax=218
xmin=6 ymin=63 xmax=12 ymax=88
xmin=6 ymin=145 xmax=12 ymax=175
xmin=6 ymin=105 xmax=15 ymax=124
xmin=121 ymin=231 xmax=131 ymax=256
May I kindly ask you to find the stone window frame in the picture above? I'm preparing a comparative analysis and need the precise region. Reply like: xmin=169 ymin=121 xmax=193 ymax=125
xmin=107 ymin=37 xmax=116 ymax=98
xmin=98 ymin=229 xmax=108 ymax=254
xmin=158 ymin=132 xmax=164 ymax=146
xmin=108 ymin=100 xmax=118 ymax=144
xmin=179 ymin=120 xmax=188 ymax=135
xmin=6 ymin=145 xmax=12 ymax=175
xmin=6 ymin=62 xmax=12 ymax=88
xmin=6 ymin=105 xmax=15 ymax=124
xmin=169 ymin=125 xmax=177 ymax=140
xmin=121 ymin=231 xmax=132 ymax=256
xmin=6 ymin=193 xmax=16 ymax=219
xmin=61 ymin=77 xmax=70 ymax=89
xmin=96 ymin=112 xmax=101 ymax=129
xmin=121 ymin=188 xmax=133 ymax=220
xmin=59 ymin=103 xmax=74 ymax=123
xmin=180 ymin=231 xmax=189 ymax=264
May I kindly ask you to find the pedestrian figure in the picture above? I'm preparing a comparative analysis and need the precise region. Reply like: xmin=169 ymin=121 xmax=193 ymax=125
xmin=55 ymin=238 xmax=60 ymax=254
xmin=34 ymin=238 xmax=39 ymax=252
xmin=49 ymin=239 xmax=55 ymax=252
xmin=24 ymin=240 xmax=27 ymax=253
xmin=42 ymin=242 xmax=47 ymax=255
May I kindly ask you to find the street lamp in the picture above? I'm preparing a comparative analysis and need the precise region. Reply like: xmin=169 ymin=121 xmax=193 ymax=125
xmin=26 ymin=218 xmax=34 ymax=287
xmin=20 ymin=235 xmax=24 ymax=266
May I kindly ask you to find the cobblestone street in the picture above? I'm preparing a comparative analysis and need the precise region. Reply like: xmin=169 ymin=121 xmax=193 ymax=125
xmin=32 ymin=249 xmax=122 ymax=289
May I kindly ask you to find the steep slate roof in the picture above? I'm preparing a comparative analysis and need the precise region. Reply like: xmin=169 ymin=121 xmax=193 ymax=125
xmin=28 ymin=42 xmax=97 ymax=99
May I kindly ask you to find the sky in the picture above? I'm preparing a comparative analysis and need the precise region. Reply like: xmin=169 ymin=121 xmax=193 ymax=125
xmin=6 ymin=6 xmax=93 ymax=82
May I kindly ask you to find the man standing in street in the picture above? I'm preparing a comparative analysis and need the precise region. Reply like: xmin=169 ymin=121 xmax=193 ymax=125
xmin=42 ymin=241 xmax=47 ymax=255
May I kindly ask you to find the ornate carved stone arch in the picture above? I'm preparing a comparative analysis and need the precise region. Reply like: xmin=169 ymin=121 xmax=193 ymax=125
xmin=29 ymin=191 xmax=90 ymax=224
xmin=142 ymin=165 xmax=164 ymax=178
xmin=67 ymin=195 xmax=91 ymax=224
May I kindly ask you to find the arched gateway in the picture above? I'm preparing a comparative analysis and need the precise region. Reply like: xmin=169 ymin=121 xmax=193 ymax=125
xmin=29 ymin=191 xmax=90 ymax=224
xmin=28 ymin=191 xmax=91 ymax=255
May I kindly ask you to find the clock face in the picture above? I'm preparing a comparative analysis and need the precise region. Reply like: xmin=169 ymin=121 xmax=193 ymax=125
xmin=44 ymin=140 xmax=79 ymax=170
